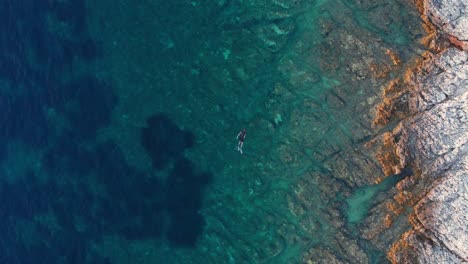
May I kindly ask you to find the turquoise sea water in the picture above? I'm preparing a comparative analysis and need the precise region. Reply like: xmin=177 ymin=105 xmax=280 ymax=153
xmin=0 ymin=0 xmax=424 ymax=263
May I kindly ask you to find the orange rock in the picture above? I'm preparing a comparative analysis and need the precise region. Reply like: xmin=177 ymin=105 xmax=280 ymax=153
xmin=385 ymin=49 xmax=401 ymax=66
xmin=447 ymin=35 xmax=468 ymax=50
xmin=384 ymin=214 xmax=393 ymax=228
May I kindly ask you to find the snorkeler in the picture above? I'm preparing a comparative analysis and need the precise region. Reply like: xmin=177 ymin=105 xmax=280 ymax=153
xmin=236 ymin=128 xmax=246 ymax=154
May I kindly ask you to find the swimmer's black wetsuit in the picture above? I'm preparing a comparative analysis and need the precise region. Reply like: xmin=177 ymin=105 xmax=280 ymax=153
xmin=238 ymin=130 xmax=246 ymax=142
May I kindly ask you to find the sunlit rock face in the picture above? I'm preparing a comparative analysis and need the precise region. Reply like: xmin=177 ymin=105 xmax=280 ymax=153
xmin=386 ymin=47 xmax=468 ymax=263
xmin=426 ymin=0 xmax=468 ymax=49
xmin=366 ymin=0 xmax=468 ymax=262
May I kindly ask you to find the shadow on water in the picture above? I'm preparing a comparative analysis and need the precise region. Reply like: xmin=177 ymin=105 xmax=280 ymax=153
xmin=0 ymin=1 xmax=211 ymax=263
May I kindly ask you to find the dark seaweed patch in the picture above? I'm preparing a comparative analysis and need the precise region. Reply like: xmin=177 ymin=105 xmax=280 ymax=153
xmin=166 ymin=158 xmax=212 ymax=246
xmin=141 ymin=114 xmax=195 ymax=169
xmin=141 ymin=114 xmax=211 ymax=246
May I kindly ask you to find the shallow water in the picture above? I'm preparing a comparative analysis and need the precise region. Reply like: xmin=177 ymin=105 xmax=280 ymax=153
xmin=346 ymin=169 xmax=411 ymax=224
xmin=0 ymin=0 xmax=425 ymax=263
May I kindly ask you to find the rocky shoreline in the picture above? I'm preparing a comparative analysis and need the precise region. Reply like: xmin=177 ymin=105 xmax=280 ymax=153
xmin=375 ymin=0 xmax=467 ymax=262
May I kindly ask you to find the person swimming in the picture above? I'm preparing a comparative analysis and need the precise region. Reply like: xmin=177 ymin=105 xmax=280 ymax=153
xmin=236 ymin=128 xmax=246 ymax=154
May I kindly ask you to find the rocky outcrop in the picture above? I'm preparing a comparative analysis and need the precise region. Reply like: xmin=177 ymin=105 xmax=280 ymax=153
xmin=389 ymin=160 xmax=468 ymax=263
xmin=426 ymin=0 xmax=468 ymax=49
xmin=385 ymin=47 xmax=468 ymax=262
xmin=357 ymin=1 xmax=468 ymax=262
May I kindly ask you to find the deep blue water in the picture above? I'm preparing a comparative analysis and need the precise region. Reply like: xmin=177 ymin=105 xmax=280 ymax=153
xmin=0 ymin=1 xmax=212 ymax=263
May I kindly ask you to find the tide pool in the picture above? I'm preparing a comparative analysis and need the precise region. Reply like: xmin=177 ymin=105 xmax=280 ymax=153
xmin=346 ymin=169 xmax=412 ymax=224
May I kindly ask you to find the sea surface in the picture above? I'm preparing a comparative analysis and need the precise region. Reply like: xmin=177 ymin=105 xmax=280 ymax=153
xmin=0 ymin=0 xmax=425 ymax=263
